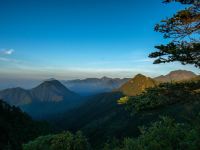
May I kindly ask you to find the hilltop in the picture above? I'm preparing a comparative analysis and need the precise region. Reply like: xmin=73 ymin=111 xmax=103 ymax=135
xmin=119 ymin=74 xmax=157 ymax=96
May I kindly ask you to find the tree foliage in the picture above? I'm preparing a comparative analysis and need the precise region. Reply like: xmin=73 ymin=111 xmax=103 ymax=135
xmin=117 ymin=96 xmax=129 ymax=105
xmin=23 ymin=131 xmax=90 ymax=150
xmin=107 ymin=116 xmax=200 ymax=150
xmin=125 ymin=80 xmax=200 ymax=113
xmin=0 ymin=100 xmax=51 ymax=150
xmin=149 ymin=0 xmax=200 ymax=68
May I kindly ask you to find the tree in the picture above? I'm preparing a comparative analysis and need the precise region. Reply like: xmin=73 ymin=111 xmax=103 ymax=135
xmin=0 ymin=99 xmax=51 ymax=150
xmin=107 ymin=116 xmax=200 ymax=150
xmin=149 ymin=0 xmax=200 ymax=68
xmin=122 ymin=116 xmax=200 ymax=150
xmin=23 ymin=131 xmax=91 ymax=150
xmin=125 ymin=80 xmax=200 ymax=114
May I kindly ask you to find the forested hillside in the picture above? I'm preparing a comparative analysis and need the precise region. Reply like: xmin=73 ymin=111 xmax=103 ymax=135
xmin=0 ymin=100 xmax=51 ymax=150
xmin=24 ymin=78 xmax=200 ymax=150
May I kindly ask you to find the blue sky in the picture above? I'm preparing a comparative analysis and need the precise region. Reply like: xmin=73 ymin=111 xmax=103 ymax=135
xmin=0 ymin=0 xmax=199 ymax=87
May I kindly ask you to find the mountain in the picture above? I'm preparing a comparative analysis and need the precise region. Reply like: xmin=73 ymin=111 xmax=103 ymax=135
xmin=117 ymin=70 xmax=197 ymax=97
xmin=31 ymin=80 xmax=78 ymax=102
xmin=154 ymin=70 xmax=197 ymax=83
xmin=0 ymin=80 xmax=81 ymax=119
xmin=0 ymin=87 xmax=32 ymax=106
xmin=118 ymin=74 xmax=157 ymax=96
xmin=0 ymin=79 xmax=80 ymax=105
xmin=63 ymin=77 xmax=130 ymax=96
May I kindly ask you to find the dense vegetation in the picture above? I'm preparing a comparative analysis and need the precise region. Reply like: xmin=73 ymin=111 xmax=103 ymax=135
xmin=103 ymin=116 xmax=200 ymax=150
xmin=23 ymin=131 xmax=90 ymax=150
xmin=51 ymin=92 xmax=136 ymax=147
xmin=104 ymin=81 xmax=199 ymax=150
xmin=124 ymin=80 xmax=200 ymax=113
xmin=0 ymin=100 xmax=51 ymax=150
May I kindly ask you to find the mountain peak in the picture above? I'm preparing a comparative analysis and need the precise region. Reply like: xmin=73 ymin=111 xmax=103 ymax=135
xmin=134 ymin=74 xmax=147 ymax=79
xmin=101 ymin=76 xmax=110 ymax=80
xmin=44 ymin=78 xmax=56 ymax=81
xmin=43 ymin=79 xmax=61 ymax=84
xmin=119 ymin=74 xmax=156 ymax=96
xmin=154 ymin=70 xmax=197 ymax=83
xmin=39 ymin=79 xmax=66 ymax=89
xmin=168 ymin=70 xmax=196 ymax=76
xmin=32 ymin=79 xmax=78 ymax=102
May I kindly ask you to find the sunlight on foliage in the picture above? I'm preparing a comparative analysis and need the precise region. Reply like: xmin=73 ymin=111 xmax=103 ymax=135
xmin=125 ymin=80 xmax=200 ymax=114
xmin=117 ymin=96 xmax=129 ymax=105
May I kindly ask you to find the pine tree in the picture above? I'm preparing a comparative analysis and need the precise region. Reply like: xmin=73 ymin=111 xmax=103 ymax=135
xmin=149 ymin=0 xmax=200 ymax=68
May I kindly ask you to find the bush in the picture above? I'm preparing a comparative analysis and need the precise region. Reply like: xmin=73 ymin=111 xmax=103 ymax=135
xmin=23 ymin=131 xmax=90 ymax=150
xmin=108 ymin=116 xmax=200 ymax=150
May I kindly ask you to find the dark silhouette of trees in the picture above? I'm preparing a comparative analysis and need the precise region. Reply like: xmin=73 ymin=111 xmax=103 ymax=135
xmin=149 ymin=0 xmax=200 ymax=68
xmin=0 ymin=100 xmax=51 ymax=150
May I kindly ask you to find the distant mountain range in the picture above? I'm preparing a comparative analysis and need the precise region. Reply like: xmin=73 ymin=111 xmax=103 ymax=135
xmin=0 ymin=80 xmax=79 ymax=106
xmin=0 ymin=80 xmax=81 ymax=118
xmin=0 ymin=70 xmax=197 ymax=106
xmin=154 ymin=70 xmax=197 ymax=83
xmin=63 ymin=70 xmax=197 ymax=96
xmin=0 ymin=69 xmax=198 ymax=118
xmin=118 ymin=70 xmax=197 ymax=96
xmin=63 ymin=77 xmax=130 ymax=96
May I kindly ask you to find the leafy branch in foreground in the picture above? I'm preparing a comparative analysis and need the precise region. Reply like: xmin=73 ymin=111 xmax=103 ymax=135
xmin=149 ymin=0 xmax=200 ymax=68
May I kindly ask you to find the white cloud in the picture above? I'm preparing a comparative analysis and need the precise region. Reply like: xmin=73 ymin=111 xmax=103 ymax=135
xmin=0 ymin=49 xmax=15 ymax=55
